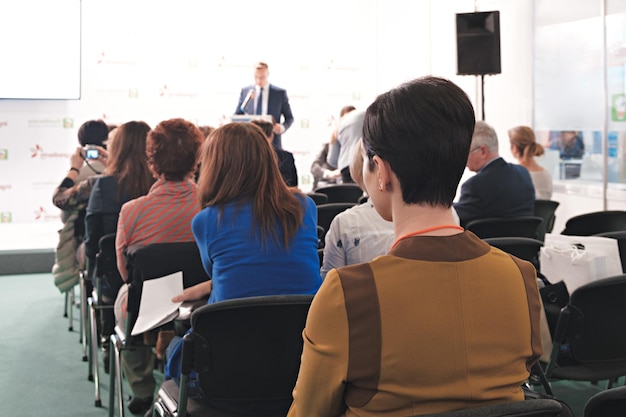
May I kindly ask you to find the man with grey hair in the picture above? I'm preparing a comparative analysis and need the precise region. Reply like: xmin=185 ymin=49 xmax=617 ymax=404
xmin=454 ymin=120 xmax=535 ymax=227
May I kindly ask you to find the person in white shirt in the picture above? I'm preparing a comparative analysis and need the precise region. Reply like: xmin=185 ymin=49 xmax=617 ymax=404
xmin=320 ymin=138 xmax=395 ymax=278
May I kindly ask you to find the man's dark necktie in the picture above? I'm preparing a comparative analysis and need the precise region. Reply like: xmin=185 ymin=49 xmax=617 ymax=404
xmin=255 ymin=88 xmax=263 ymax=115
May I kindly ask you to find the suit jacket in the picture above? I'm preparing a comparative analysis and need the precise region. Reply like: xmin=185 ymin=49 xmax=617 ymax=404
xmin=275 ymin=148 xmax=298 ymax=187
xmin=454 ymin=157 xmax=535 ymax=228
xmin=235 ymin=84 xmax=294 ymax=149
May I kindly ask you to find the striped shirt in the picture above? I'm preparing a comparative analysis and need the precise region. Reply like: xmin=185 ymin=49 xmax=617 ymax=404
xmin=116 ymin=178 xmax=199 ymax=277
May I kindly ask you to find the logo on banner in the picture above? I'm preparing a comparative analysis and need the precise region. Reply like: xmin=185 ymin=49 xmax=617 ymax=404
xmin=30 ymin=145 xmax=72 ymax=159
xmin=0 ymin=184 xmax=10 ymax=191
xmin=33 ymin=207 xmax=60 ymax=222
xmin=27 ymin=118 xmax=74 ymax=128
xmin=612 ymin=94 xmax=626 ymax=122
xmin=96 ymin=51 xmax=139 ymax=66
xmin=0 ymin=149 xmax=7 ymax=160
xmin=0 ymin=212 xmax=12 ymax=223
xmin=159 ymin=84 xmax=198 ymax=98
xmin=0 ymin=121 xmax=7 ymax=128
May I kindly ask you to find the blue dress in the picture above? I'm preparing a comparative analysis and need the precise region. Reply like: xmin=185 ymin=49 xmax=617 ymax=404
xmin=165 ymin=194 xmax=321 ymax=379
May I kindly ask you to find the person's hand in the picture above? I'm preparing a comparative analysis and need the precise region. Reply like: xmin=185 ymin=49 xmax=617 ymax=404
xmin=70 ymin=147 xmax=84 ymax=170
xmin=272 ymin=123 xmax=285 ymax=134
xmin=323 ymin=169 xmax=341 ymax=179
xmin=171 ymin=280 xmax=212 ymax=303
xmin=95 ymin=145 xmax=109 ymax=165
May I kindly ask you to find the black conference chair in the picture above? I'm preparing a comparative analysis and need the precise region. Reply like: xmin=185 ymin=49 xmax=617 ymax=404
xmin=465 ymin=216 xmax=544 ymax=240
xmin=483 ymin=237 xmax=544 ymax=271
xmin=594 ymin=231 xmax=626 ymax=273
xmin=109 ymin=241 xmax=210 ymax=417
xmin=316 ymin=203 xmax=356 ymax=242
xmin=87 ymin=233 xmax=123 ymax=407
xmin=543 ymin=274 xmax=626 ymax=390
xmin=152 ymin=294 xmax=314 ymax=417
xmin=561 ymin=210 xmax=626 ymax=236
xmin=315 ymin=184 xmax=364 ymax=204
xmin=409 ymin=399 xmax=563 ymax=417
xmin=534 ymin=200 xmax=560 ymax=242
xmin=583 ymin=385 xmax=626 ymax=417
xmin=306 ymin=192 xmax=328 ymax=205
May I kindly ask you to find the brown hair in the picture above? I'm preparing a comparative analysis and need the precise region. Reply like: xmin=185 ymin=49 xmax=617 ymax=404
xmin=104 ymin=120 xmax=154 ymax=199
xmin=250 ymin=119 xmax=273 ymax=139
xmin=196 ymin=122 xmax=304 ymax=247
xmin=508 ymin=125 xmax=544 ymax=159
xmin=198 ymin=125 xmax=215 ymax=139
xmin=255 ymin=61 xmax=269 ymax=70
xmin=147 ymin=118 xmax=204 ymax=181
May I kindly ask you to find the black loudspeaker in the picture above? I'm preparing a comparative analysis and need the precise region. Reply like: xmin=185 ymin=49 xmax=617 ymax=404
xmin=456 ymin=11 xmax=501 ymax=75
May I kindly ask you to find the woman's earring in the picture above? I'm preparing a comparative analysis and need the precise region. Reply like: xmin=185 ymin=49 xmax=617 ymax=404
xmin=378 ymin=184 xmax=383 ymax=191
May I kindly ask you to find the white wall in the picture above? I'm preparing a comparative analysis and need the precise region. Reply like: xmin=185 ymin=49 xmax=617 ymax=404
xmin=0 ymin=0 xmax=537 ymax=250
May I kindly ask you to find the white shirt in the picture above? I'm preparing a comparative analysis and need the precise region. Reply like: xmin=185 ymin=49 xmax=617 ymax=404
xmin=255 ymin=85 xmax=269 ymax=115
xmin=529 ymin=169 xmax=553 ymax=200
xmin=321 ymin=199 xmax=395 ymax=278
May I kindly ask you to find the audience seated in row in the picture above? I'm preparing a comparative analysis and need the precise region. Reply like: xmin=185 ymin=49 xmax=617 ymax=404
xmin=509 ymin=125 xmax=553 ymax=200
xmin=112 ymin=118 xmax=204 ymax=415
xmin=327 ymin=106 xmax=363 ymax=184
xmin=251 ymin=119 xmax=298 ymax=187
xmin=51 ymin=119 xmax=110 ymax=293
xmin=320 ymin=138 xmax=394 ymax=278
xmin=454 ymin=120 xmax=536 ymax=227
xmin=287 ymin=76 xmax=543 ymax=416
xmin=162 ymin=122 xmax=322 ymax=388
xmin=310 ymin=105 xmax=356 ymax=190
xmin=86 ymin=121 xmax=155 ymax=299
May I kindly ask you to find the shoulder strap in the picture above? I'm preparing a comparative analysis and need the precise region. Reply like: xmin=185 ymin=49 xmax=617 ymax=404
xmin=337 ymin=263 xmax=382 ymax=407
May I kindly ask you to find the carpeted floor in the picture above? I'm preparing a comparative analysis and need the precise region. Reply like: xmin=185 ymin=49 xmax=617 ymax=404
xmin=0 ymin=273 xmax=154 ymax=417
xmin=0 ymin=272 xmax=617 ymax=417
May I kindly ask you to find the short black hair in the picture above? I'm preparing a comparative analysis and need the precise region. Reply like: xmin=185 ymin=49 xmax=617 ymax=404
xmin=362 ymin=76 xmax=475 ymax=207
xmin=77 ymin=119 xmax=109 ymax=147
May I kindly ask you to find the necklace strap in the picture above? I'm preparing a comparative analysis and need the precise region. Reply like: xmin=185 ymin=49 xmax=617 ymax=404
xmin=391 ymin=224 xmax=464 ymax=250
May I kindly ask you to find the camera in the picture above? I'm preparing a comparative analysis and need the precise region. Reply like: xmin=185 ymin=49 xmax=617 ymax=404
xmin=84 ymin=145 xmax=99 ymax=160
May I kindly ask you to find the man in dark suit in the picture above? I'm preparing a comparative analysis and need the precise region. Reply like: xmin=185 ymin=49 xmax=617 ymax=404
xmin=454 ymin=120 xmax=535 ymax=227
xmin=251 ymin=119 xmax=298 ymax=187
xmin=234 ymin=62 xmax=294 ymax=150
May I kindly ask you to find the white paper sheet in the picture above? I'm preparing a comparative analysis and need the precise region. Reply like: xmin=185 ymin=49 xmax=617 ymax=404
xmin=131 ymin=271 xmax=184 ymax=336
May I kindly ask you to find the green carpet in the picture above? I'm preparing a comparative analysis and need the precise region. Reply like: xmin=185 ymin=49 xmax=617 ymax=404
xmin=0 ymin=273 xmax=160 ymax=417
xmin=0 ymin=273 xmax=618 ymax=417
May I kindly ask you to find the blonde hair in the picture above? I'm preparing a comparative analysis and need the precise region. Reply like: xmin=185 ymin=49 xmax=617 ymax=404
xmin=349 ymin=139 xmax=365 ymax=191
xmin=508 ymin=125 xmax=544 ymax=159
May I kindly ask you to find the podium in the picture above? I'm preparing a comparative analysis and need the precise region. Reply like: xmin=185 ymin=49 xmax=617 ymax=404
xmin=230 ymin=114 xmax=273 ymax=123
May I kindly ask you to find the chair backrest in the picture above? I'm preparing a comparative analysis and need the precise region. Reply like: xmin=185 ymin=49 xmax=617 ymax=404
xmin=465 ymin=216 xmax=544 ymax=239
xmin=583 ymin=385 xmax=626 ymax=417
xmin=316 ymin=202 xmax=356 ymax=237
xmin=594 ymin=231 xmax=626 ymax=273
xmin=561 ymin=210 xmax=626 ymax=236
xmin=534 ymin=200 xmax=560 ymax=241
xmin=186 ymin=294 xmax=313 ymax=416
xmin=564 ymin=274 xmax=626 ymax=363
xmin=315 ymin=184 xmax=364 ymax=204
xmin=409 ymin=399 xmax=562 ymax=417
xmin=306 ymin=192 xmax=328 ymax=205
xmin=94 ymin=233 xmax=124 ymax=300
xmin=483 ymin=237 xmax=544 ymax=271
xmin=124 ymin=241 xmax=210 ymax=334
